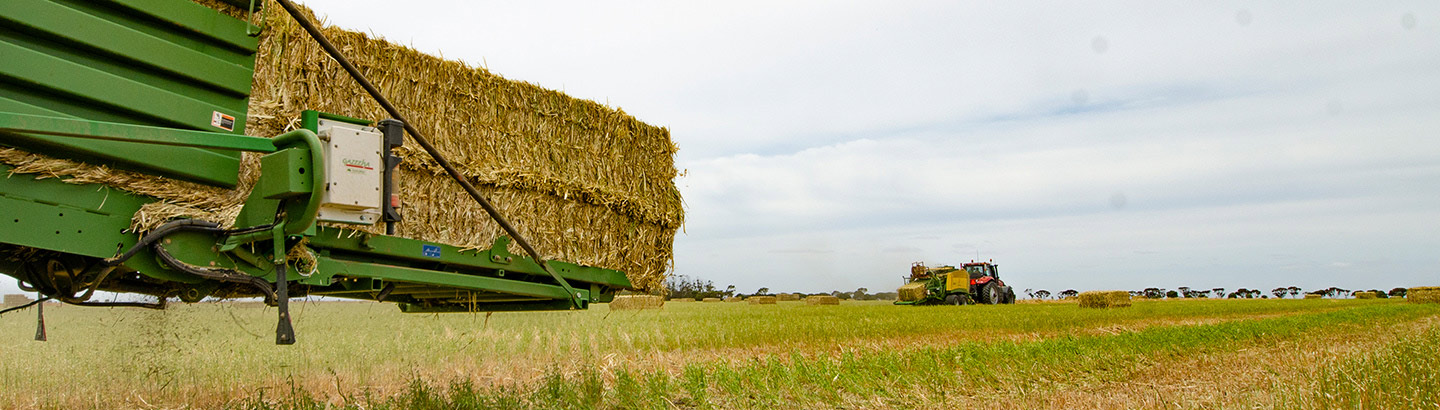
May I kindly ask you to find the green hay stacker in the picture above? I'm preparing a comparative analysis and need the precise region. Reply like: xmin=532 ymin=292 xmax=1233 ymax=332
xmin=0 ymin=0 xmax=633 ymax=344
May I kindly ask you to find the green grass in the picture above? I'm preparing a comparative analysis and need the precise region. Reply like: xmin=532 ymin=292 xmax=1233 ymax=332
xmin=225 ymin=302 xmax=1438 ymax=410
xmin=0 ymin=298 xmax=1432 ymax=409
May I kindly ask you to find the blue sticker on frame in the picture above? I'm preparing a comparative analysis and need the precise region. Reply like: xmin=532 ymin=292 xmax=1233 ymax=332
xmin=422 ymin=244 xmax=441 ymax=258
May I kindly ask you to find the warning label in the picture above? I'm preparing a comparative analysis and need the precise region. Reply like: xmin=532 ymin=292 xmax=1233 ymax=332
xmin=211 ymin=111 xmax=235 ymax=132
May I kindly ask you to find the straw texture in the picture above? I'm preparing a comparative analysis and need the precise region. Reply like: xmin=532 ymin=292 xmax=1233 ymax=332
xmin=1408 ymin=287 xmax=1440 ymax=304
xmin=805 ymin=295 xmax=840 ymax=305
xmin=608 ymin=295 xmax=664 ymax=310
xmin=1 ymin=2 xmax=682 ymax=292
xmin=746 ymin=296 xmax=777 ymax=305
xmin=1078 ymin=291 xmax=1132 ymax=308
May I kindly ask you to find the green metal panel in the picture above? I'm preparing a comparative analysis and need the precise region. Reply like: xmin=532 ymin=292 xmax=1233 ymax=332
xmin=0 ymin=0 xmax=258 ymax=188
xmin=316 ymin=257 xmax=586 ymax=301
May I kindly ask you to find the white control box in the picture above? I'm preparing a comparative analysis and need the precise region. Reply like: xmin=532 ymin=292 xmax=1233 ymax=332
xmin=316 ymin=119 xmax=382 ymax=225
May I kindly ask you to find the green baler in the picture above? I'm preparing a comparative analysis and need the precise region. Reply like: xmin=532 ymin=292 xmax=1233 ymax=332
xmin=0 ymin=0 xmax=633 ymax=344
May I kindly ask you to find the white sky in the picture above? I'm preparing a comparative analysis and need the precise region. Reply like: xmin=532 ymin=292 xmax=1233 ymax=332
xmin=5 ymin=1 xmax=1438 ymax=297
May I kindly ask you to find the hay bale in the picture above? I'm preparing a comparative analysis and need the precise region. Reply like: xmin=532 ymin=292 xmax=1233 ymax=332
xmin=701 ymin=298 xmax=721 ymax=303
xmin=1077 ymin=291 xmax=1132 ymax=308
xmin=609 ymin=295 xmax=664 ymax=310
xmin=746 ymin=296 xmax=777 ymax=305
xmin=805 ymin=295 xmax=840 ymax=305
xmin=898 ymin=282 xmax=927 ymax=302
xmin=1354 ymin=291 xmax=1378 ymax=299
xmin=3 ymin=294 xmax=33 ymax=307
xmin=666 ymin=297 xmax=693 ymax=302
xmin=723 ymin=297 xmax=744 ymax=303
xmin=1304 ymin=294 xmax=1323 ymax=300
xmin=776 ymin=293 xmax=800 ymax=302
xmin=1408 ymin=287 xmax=1440 ymax=304
xmin=2 ymin=2 xmax=682 ymax=292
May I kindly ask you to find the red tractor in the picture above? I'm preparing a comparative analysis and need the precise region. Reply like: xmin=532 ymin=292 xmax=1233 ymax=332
xmin=895 ymin=261 xmax=1015 ymax=305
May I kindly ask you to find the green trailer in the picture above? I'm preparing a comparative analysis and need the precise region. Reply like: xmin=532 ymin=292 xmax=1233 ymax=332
xmin=0 ymin=0 xmax=634 ymax=344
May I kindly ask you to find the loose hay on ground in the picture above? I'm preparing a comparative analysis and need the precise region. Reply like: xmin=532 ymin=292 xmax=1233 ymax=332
xmin=608 ymin=295 xmax=664 ymax=310
xmin=1078 ymin=291 xmax=1132 ymax=308
xmin=805 ymin=295 xmax=840 ymax=305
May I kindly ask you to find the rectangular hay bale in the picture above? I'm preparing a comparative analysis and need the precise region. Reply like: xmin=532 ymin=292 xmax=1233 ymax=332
xmin=746 ymin=296 xmax=777 ymax=305
xmin=0 ymin=2 xmax=685 ymax=293
xmin=805 ymin=295 xmax=840 ymax=305
xmin=776 ymin=293 xmax=800 ymax=302
xmin=1354 ymin=291 xmax=1378 ymax=299
xmin=701 ymin=298 xmax=722 ymax=303
xmin=1304 ymin=294 xmax=1323 ymax=300
xmin=1408 ymin=287 xmax=1440 ymax=304
xmin=1078 ymin=291 xmax=1132 ymax=308
xmin=609 ymin=295 xmax=664 ymax=310
xmin=898 ymin=282 xmax=927 ymax=302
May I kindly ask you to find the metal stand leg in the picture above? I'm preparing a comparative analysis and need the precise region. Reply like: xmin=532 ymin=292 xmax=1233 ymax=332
xmin=273 ymin=227 xmax=295 ymax=345
xmin=33 ymin=297 xmax=46 ymax=342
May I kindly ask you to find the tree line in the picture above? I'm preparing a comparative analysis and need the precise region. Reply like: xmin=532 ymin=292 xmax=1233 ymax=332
xmin=1022 ymin=286 xmax=1412 ymax=299
xmin=663 ymin=275 xmax=897 ymax=301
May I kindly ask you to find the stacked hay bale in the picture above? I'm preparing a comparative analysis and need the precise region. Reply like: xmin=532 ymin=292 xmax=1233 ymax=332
xmin=608 ymin=295 xmax=664 ymax=310
xmin=1353 ymin=291 xmax=1378 ymax=300
xmin=746 ymin=296 xmax=778 ymax=305
xmin=701 ymin=298 xmax=722 ymax=303
xmin=805 ymin=295 xmax=841 ymax=305
xmin=776 ymin=293 xmax=800 ymax=302
xmin=3 ymin=294 xmax=33 ymax=308
xmin=897 ymin=282 xmax=927 ymax=302
xmin=1407 ymin=287 xmax=1440 ymax=304
xmin=0 ymin=2 xmax=683 ymax=292
xmin=1077 ymin=291 xmax=1132 ymax=308
xmin=1304 ymin=294 xmax=1323 ymax=300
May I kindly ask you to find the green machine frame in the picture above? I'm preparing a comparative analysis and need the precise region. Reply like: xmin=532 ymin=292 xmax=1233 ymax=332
xmin=0 ymin=0 xmax=633 ymax=344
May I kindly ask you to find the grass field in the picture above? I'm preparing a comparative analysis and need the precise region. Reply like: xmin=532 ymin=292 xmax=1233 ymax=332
xmin=1 ymin=298 xmax=1436 ymax=409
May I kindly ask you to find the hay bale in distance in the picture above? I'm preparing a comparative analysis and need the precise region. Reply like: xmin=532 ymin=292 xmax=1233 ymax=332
xmin=805 ymin=295 xmax=840 ymax=305
xmin=666 ymin=297 xmax=693 ymax=302
xmin=898 ymin=282 xmax=927 ymax=302
xmin=1304 ymin=294 xmax=1323 ymax=300
xmin=1354 ymin=291 xmax=1378 ymax=299
xmin=3 ymin=294 xmax=33 ymax=307
xmin=609 ymin=295 xmax=664 ymax=310
xmin=1078 ymin=291 xmax=1132 ymax=308
xmin=747 ymin=296 xmax=778 ymax=305
xmin=1408 ymin=287 xmax=1440 ymax=304
xmin=723 ymin=297 xmax=744 ymax=303
xmin=776 ymin=293 xmax=800 ymax=302
xmin=701 ymin=298 xmax=721 ymax=303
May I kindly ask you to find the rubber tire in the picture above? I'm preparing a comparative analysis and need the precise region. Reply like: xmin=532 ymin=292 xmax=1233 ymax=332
xmin=1004 ymin=287 xmax=1016 ymax=304
xmin=979 ymin=282 xmax=1001 ymax=305
xmin=944 ymin=294 xmax=963 ymax=305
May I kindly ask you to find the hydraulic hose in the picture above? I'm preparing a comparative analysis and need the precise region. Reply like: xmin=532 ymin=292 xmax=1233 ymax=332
xmin=273 ymin=0 xmax=584 ymax=307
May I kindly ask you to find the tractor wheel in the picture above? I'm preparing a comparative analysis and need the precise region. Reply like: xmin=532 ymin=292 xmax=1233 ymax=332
xmin=979 ymin=283 xmax=1001 ymax=305
xmin=1004 ymin=287 xmax=1016 ymax=304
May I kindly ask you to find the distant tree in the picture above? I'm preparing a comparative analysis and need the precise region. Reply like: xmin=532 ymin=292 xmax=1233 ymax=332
xmin=1024 ymin=288 xmax=1035 ymax=299
xmin=725 ymin=285 xmax=736 ymax=298
xmin=1389 ymin=288 xmax=1408 ymax=298
xmin=853 ymin=287 xmax=869 ymax=300
xmin=1060 ymin=289 xmax=1079 ymax=299
xmin=1143 ymin=288 xmax=1164 ymax=299
xmin=1198 ymin=290 xmax=1212 ymax=298
xmin=873 ymin=292 xmax=898 ymax=301
xmin=1034 ymin=290 xmax=1051 ymax=299
xmin=665 ymin=275 xmax=721 ymax=300
xmin=1166 ymin=290 xmax=1180 ymax=298
xmin=1272 ymin=287 xmax=1289 ymax=299
xmin=1367 ymin=289 xmax=1388 ymax=299
xmin=1248 ymin=289 xmax=1263 ymax=299
xmin=1177 ymin=287 xmax=1192 ymax=298
xmin=1212 ymin=288 xmax=1225 ymax=299
xmin=831 ymin=290 xmax=852 ymax=300
xmin=756 ymin=287 xmax=770 ymax=296
xmin=1287 ymin=286 xmax=1301 ymax=298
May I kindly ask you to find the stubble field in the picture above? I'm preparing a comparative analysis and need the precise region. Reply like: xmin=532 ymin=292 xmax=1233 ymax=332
xmin=1 ymin=298 xmax=1436 ymax=409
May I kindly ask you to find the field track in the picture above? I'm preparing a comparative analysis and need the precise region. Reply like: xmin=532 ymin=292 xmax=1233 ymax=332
xmin=1 ymin=298 xmax=1435 ymax=409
